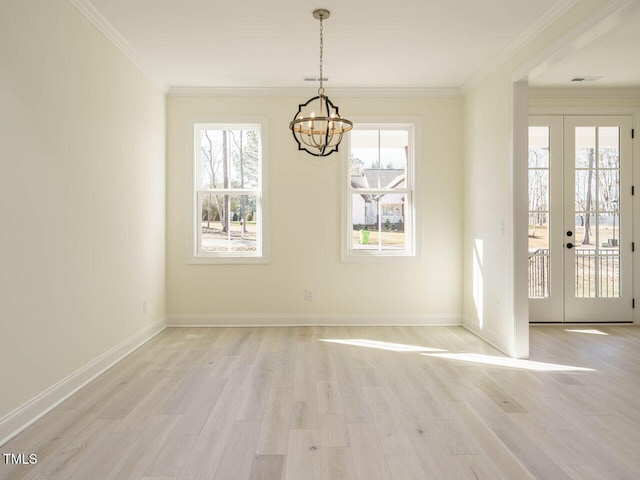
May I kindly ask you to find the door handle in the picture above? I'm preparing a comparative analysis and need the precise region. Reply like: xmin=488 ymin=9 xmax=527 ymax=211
xmin=566 ymin=243 xmax=574 ymax=249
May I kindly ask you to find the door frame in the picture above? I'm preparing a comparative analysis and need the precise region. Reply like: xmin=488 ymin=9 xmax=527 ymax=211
xmin=529 ymin=106 xmax=640 ymax=324
xmin=528 ymin=112 xmax=636 ymax=323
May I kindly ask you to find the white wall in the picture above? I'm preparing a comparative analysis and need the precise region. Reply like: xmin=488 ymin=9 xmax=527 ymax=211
xmin=0 ymin=0 xmax=166 ymax=426
xmin=462 ymin=76 xmax=513 ymax=352
xmin=167 ymin=95 xmax=462 ymax=324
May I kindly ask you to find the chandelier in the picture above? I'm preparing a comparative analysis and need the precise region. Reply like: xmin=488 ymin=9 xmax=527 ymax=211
xmin=289 ymin=9 xmax=352 ymax=157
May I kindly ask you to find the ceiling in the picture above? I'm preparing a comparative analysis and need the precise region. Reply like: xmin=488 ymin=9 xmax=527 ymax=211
xmin=77 ymin=0 xmax=640 ymax=91
xmin=530 ymin=3 xmax=640 ymax=88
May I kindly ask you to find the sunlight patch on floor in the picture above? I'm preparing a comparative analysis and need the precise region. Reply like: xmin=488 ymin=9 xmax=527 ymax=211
xmin=565 ymin=328 xmax=609 ymax=336
xmin=319 ymin=338 xmax=447 ymax=352
xmin=423 ymin=353 xmax=595 ymax=372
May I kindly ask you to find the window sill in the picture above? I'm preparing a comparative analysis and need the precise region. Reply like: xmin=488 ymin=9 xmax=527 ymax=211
xmin=341 ymin=251 xmax=420 ymax=264
xmin=187 ymin=255 xmax=269 ymax=265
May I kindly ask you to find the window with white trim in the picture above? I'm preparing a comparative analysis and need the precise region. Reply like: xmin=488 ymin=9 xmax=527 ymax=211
xmin=190 ymin=121 xmax=267 ymax=263
xmin=344 ymin=122 xmax=417 ymax=259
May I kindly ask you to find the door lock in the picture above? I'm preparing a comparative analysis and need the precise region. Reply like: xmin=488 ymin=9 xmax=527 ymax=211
xmin=567 ymin=231 xmax=573 ymax=237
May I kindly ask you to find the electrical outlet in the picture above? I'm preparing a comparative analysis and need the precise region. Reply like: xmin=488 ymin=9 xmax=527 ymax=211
xmin=305 ymin=289 xmax=313 ymax=301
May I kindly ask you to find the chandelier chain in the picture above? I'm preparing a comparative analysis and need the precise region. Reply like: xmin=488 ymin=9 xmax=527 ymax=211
xmin=318 ymin=15 xmax=324 ymax=95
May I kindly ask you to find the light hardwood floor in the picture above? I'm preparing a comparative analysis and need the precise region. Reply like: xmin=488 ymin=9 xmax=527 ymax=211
xmin=2 ymin=325 xmax=640 ymax=479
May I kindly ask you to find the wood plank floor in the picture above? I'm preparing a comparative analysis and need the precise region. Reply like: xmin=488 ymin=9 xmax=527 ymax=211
xmin=2 ymin=325 xmax=640 ymax=479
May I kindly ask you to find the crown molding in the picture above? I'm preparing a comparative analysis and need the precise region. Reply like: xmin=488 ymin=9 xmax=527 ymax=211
xmin=461 ymin=0 xmax=581 ymax=94
xmin=167 ymin=86 xmax=463 ymax=98
xmin=68 ymin=0 xmax=167 ymax=92
xmin=529 ymin=87 xmax=640 ymax=98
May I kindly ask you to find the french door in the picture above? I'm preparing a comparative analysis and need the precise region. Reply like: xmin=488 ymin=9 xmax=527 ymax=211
xmin=528 ymin=115 xmax=633 ymax=323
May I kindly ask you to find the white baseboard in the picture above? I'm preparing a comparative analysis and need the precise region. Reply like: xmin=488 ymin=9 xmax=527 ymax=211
xmin=461 ymin=315 xmax=510 ymax=356
xmin=167 ymin=313 xmax=462 ymax=327
xmin=0 ymin=317 xmax=167 ymax=447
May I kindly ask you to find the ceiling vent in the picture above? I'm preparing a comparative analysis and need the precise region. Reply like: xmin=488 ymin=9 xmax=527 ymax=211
xmin=570 ymin=76 xmax=602 ymax=82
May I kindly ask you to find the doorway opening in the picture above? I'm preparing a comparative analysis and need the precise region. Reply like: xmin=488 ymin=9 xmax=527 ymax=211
xmin=528 ymin=115 xmax=633 ymax=323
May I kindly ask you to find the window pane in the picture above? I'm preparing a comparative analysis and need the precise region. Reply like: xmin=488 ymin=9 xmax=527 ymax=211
xmin=380 ymin=129 xmax=408 ymax=174
xmin=351 ymin=130 xmax=379 ymax=182
xmin=200 ymin=194 xmax=257 ymax=252
xmin=364 ymin=169 xmax=406 ymax=190
xmin=199 ymin=129 xmax=226 ymax=189
xmin=350 ymin=129 xmax=407 ymax=190
xmin=199 ymin=129 xmax=260 ymax=190
xmin=228 ymin=129 xmax=260 ymax=188
xmin=351 ymin=194 xmax=406 ymax=251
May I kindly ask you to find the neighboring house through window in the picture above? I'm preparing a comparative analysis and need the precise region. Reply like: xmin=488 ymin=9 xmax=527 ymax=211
xmin=188 ymin=119 xmax=268 ymax=263
xmin=343 ymin=120 xmax=419 ymax=260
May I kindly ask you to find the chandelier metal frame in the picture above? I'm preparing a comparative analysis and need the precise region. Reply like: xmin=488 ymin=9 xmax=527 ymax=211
xmin=289 ymin=9 xmax=353 ymax=157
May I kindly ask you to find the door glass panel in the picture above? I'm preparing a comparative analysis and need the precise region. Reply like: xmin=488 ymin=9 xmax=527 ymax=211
xmin=598 ymin=127 xmax=620 ymax=168
xmin=528 ymin=170 xmax=549 ymax=211
xmin=598 ymin=213 xmax=620 ymax=298
xmin=528 ymin=126 xmax=550 ymax=298
xmin=528 ymin=213 xmax=549 ymax=298
xmin=575 ymin=127 xmax=596 ymax=168
xmin=528 ymin=127 xmax=550 ymax=167
xmin=574 ymin=213 xmax=596 ymax=298
xmin=528 ymin=213 xmax=549 ymax=251
xmin=597 ymin=212 xmax=620 ymax=247
xmin=598 ymin=170 xmax=620 ymax=211
xmin=575 ymin=249 xmax=596 ymax=298
xmin=575 ymin=168 xmax=596 ymax=212
xmin=575 ymin=213 xmax=596 ymax=249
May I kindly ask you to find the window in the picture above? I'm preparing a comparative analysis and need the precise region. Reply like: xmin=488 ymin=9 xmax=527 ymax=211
xmin=189 ymin=119 xmax=268 ymax=263
xmin=343 ymin=121 xmax=418 ymax=260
